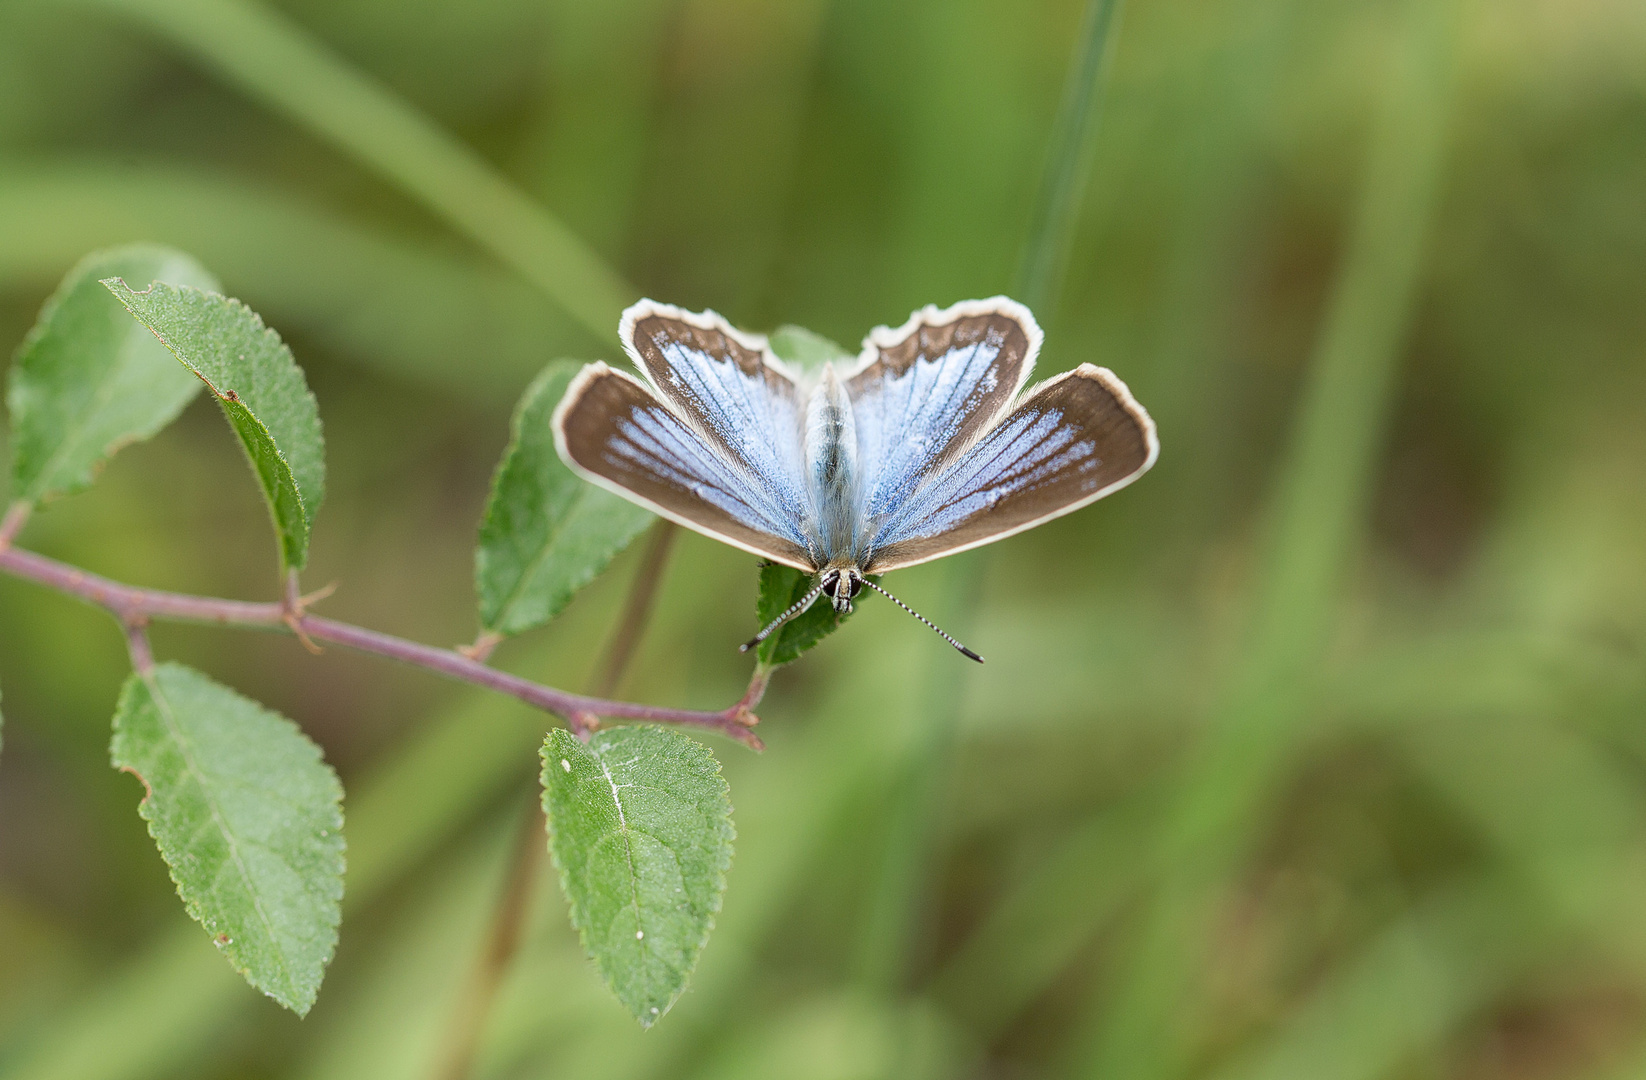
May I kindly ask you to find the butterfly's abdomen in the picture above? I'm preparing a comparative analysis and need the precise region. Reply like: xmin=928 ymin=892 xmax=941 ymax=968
xmin=805 ymin=364 xmax=860 ymax=566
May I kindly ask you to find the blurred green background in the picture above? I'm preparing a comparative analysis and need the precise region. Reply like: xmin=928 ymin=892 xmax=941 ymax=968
xmin=2 ymin=0 xmax=1645 ymax=1077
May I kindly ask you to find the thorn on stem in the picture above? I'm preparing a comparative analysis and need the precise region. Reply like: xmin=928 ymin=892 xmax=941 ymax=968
xmin=283 ymin=570 xmax=324 ymax=654
xmin=285 ymin=613 xmax=324 ymax=655
xmin=298 ymin=581 xmax=339 ymax=607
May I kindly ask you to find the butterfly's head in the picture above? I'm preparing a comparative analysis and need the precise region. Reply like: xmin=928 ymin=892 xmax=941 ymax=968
xmin=820 ymin=566 xmax=864 ymax=613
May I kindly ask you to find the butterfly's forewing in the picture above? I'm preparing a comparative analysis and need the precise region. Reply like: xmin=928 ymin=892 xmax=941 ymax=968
xmin=622 ymin=301 xmax=810 ymax=507
xmin=553 ymin=363 xmax=816 ymax=570
xmin=864 ymin=364 xmax=1157 ymax=572
xmin=846 ymin=298 xmax=1041 ymax=537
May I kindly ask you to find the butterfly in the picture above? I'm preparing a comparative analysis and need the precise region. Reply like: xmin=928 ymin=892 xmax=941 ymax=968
xmin=553 ymin=297 xmax=1158 ymax=661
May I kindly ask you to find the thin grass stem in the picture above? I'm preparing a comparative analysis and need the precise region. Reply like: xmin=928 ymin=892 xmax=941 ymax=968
xmin=1075 ymin=0 xmax=1461 ymax=1074
xmin=851 ymin=0 xmax=1131 ymax=993
xmin=92 ymin=0 xmax=637 ymax=338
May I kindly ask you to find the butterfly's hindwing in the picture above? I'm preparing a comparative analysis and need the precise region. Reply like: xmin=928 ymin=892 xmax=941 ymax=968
xmin=553 ymin=363 xmax=816 ymax=570
xmin=846 ymin=298 xmax=1040 ymax=555
xmin=863 ymin=364 xmax=1157 ymax=572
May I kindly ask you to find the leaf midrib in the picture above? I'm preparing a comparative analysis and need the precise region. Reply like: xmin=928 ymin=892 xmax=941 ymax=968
xmin=596 ymin=751 xmax=646 ymax=948
xmin=142 ymin=670 xmax=289 ymax=993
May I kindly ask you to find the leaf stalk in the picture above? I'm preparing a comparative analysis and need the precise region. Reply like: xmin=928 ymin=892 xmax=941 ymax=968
xmin=0 ymin=501 xmax=31 ymax=552
xmin=124 ymin=621 xmax=156 ymax=674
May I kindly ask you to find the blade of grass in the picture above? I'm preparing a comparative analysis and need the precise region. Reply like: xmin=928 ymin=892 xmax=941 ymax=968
xmin=1074 ymin=0 xmax=1461 ymax=1075
xmin=1016 ymin=0 xmax=1126 ymax=319
xmin=887 ymin=7 xmax=1291 ymax=1013
xmin=850 ymin=0 xmax=1130 ymax=996
xmin=82 ymin=0 xmax=637 ymax=338
xmin=1120 ymin=0 xmax=1296 ymax=567
xmin=0 ymin=162 xmax=581 ymax=400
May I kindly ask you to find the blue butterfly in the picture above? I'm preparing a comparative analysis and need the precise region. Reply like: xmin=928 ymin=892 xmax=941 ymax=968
xmin=554 ymin=298 xmax=1157 ymax=659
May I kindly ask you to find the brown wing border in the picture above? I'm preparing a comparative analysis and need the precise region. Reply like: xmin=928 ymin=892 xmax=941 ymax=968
xmin=845 ymin=295 xmax=1042 ymax=436
xmin=619 ymin=298 xmax=805 ymax=397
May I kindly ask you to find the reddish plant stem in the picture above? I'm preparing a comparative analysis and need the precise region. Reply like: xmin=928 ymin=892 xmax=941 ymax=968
xmin=0 ymin=542 xmax=763 ymax=748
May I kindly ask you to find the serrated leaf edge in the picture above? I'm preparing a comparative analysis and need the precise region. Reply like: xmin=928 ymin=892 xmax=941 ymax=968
xmin=218 ymin=397 xmax=310 ymax=570
xmin=101 ymin=278 xmax=321 ymax=571
xmin=111 ymin=665 xmax=343 ymax=1015
xmin=539 ymin=726 xmax=735 ymax=1027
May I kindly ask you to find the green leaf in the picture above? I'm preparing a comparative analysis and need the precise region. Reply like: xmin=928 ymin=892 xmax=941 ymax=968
xmin=110 ymin=662 xmax=345 ymax=1015
xmin=8 ymin=246 xmax=220 ymax=505
xmin=103 ymin=280 xmax=326 ymax=572
xmin=754 ymin=562 xmax=865 ymax=667
xmin=768 ymin=324 xmax=854 ymax=370
xmin=541 ymin=725 xmax=734 ymax=1027
xmin=476 ymin=362 xmax=654 ymax=636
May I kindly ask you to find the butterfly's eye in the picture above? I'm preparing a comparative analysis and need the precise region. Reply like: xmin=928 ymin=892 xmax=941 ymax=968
xmin=844 ymin=573 xmax=864 ymax=599
xmin=820 ymin=572 xmax=840 ymax=598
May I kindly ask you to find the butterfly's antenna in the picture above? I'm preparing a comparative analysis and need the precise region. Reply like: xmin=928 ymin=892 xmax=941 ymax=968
xmin=860 ymin=579 xmax=984 ymax=663
xmin=739 ymin=581 xmax=828 ymax=653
